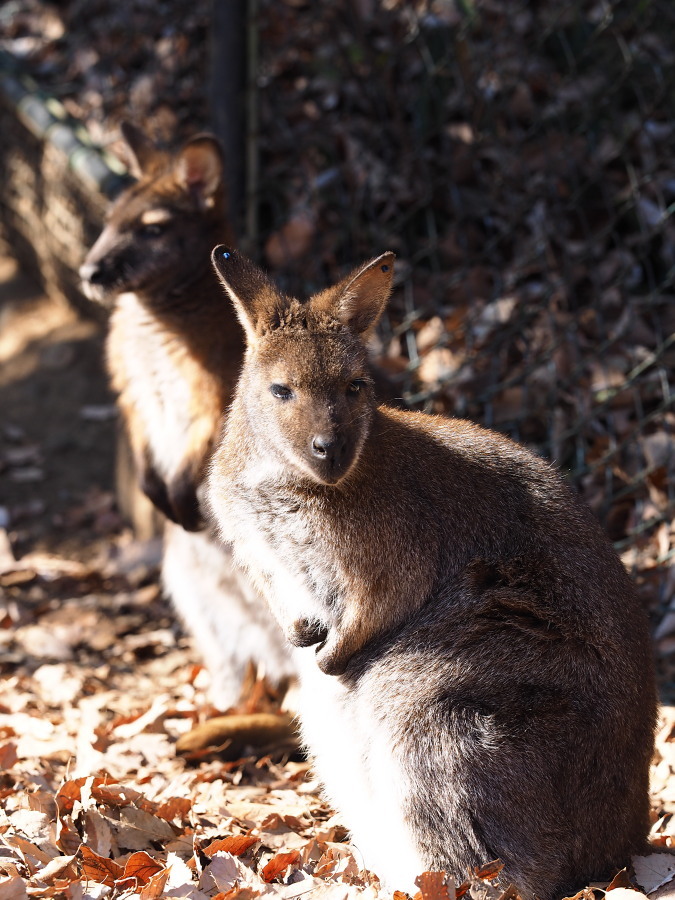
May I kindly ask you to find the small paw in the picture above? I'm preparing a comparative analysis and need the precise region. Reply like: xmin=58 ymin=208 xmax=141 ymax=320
xmin=169 ymin=472 xmax=205 ymax=532
xmin=141 ymin=464 xmax=178 ymax=523
xmin=288 ymin=618 xmax=329 ymax=648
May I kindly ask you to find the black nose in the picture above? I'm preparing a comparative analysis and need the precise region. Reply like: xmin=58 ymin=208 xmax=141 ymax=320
xmin=311 ymin=435 xmax=331 ymax=458
xmin=79 ymin=262 xmax=106 ymax=285
xmin=311 ymin=434 xmax=347 ymax=462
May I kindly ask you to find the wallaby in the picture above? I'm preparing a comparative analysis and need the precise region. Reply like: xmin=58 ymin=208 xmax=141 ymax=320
xmin=79 ymin=124 xmax=297 ymax=708
xmin=207 ymin=246 xmax=657 ymax=899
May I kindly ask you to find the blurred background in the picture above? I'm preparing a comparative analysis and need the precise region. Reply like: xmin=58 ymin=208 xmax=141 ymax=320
xmin=0 ymin=0 xmax=674 ymax=685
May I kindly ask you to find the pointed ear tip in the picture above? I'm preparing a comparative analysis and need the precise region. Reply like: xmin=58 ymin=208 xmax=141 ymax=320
xmin=186 ymin=132 xmax=222 ymax=149
xmin=182 ymin=134 xmax=224 ymax=162
xmin=378 ymin=251 xmax=396 ymax=274
xmin=211 ymin=245 xmax=236 ymax=267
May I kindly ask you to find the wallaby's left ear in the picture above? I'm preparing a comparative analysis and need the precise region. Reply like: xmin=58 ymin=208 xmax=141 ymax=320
xmin=212 ymin=246 xmax=285 ymax=343
xmin=316 ymin=252 xmax=395 ymax=335
xmin=120 ymin=120 xmax=161 ymax=178
xmin=176 ymin=135 xmax=224 ymax=208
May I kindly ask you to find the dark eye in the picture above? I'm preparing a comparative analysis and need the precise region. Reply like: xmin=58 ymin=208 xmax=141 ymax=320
xmin=138 ymin=223 xmax=167 ymax=238
xmin=347 ymin=379 xmax=367 ymax=395
xmin=270 ymin=384 xmax=294 ymax=401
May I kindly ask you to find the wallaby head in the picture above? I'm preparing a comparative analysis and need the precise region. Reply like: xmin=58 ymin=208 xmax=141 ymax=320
xmin=80 ymin=122 xmax=229 ymax=307
xmin=211 ymin=246 xmax=395 ymax=485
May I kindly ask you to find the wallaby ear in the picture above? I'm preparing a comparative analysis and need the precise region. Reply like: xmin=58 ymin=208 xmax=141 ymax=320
xmin=314 ymin=252 xmax=395 ymax=335
xmin=120 ymin=121 xmax=159 ymax=178
xmin=211 ymin=246 xmax=284 ymax=343
xmin=175 ymin=135 xmax=224 ymax=209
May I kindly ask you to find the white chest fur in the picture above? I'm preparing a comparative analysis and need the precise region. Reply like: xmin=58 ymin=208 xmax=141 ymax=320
xmin=111 ymin=294 xmax=195 ymax=479
xmin=211 ymin=461 xmax=425 ymax=892
xmin=296 ymin=653 xmax=424 ymax=894
xmin=230 ymin=498 xmax=327 ymax=635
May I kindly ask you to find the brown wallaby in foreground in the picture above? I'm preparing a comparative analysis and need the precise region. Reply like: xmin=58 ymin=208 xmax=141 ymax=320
xmin=207 ymin=246 xmax=657 ymax=899
xmin=79 ymin=124 xmax=296 ymax=707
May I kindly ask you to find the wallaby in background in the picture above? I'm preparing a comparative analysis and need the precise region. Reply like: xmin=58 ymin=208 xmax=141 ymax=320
xmin=79 ymin=124 xmax=296 ymax=708
xmin=207 ymin=246 xmax=657 ymax=899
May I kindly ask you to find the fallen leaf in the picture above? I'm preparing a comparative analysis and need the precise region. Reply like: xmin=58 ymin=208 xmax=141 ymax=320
xmin=0 ymin=742 xmax=17 ymax=769
xmin=604 ymin=891 xmax=648 ymax=900
xmin=415 ymin=871 xmax=455 ymax=900
xmin=215 ymin=889 xmax=270 ymax=900
xmin=474 ymin=861 xmax=504 ymax=881
xmin=0 ymin=876 xmax=28 ymax=900
xmin=56 ymin=777 xmax=107 ymax=816
xmin=30 ymin=855 xmax=78 ymax=885
xmin=90 ymin=781 xmax=145 ymax=809
xmin=607 ymin=870 xmax=638 ymax=891
xmin=203 ymin=835 xmax=259 ymax=858
xmin=79 ymin=846 xmax=123 ymax=887
xmin=633 ymin=854 xmax=675 ymax=895
xmin=140 ymin=866 xmax=170 ymax=899
xmin=200 ymin=854 xmax=248 ymax=892
xmin=165 ymin=852 xmax=196 ymax=892
xmin=259 ymin=813 xmax=305 ymax=833
xmin=262 ymin=850 xmax=301 ymax=883
xmin=82 ymin=811 xmax=112 ymax=858
xmin=54 ymin=816 xmax=81 ymax=857
xmin=3 ymin=834 xmax=52 ymax=868
xmin=314 ymin=844 xmax=362 ymax=881
xmin=122 ymin=851 xmax=164 ymax=884
xmin=155 ymin=797 xmax=192 ymax=823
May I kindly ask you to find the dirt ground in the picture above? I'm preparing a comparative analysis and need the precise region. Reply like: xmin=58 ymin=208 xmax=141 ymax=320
xmin=0 ymin=252 xmax=119 ymax=562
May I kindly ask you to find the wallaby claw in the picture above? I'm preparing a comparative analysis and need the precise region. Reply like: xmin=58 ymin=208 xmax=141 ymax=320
xmin=169 ymin=478 xmax=205 ymax=532
xmin=140 ymin=463 xmax=178 ymax=524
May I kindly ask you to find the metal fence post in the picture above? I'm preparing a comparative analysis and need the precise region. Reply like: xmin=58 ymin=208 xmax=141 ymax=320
xmin=209 ymin=0 xmax=247 ymax=237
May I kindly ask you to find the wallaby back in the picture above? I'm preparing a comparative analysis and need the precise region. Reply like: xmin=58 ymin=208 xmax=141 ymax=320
xmin=207 ymin=247 xmax=657 ymax=898
xmin=80 ymin=127 xmax=296 ymax=707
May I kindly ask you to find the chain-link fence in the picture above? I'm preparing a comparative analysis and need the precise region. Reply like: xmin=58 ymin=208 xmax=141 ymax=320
xmin=252 ymin=0 xmax=675 ymax=640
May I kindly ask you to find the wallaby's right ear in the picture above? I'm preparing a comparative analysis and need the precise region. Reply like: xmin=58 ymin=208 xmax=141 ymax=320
xmin=175 ymin=135 xmax=224 ymax=209
xmin=211 ymin=246 xmax=284 ymax=343
xmin=120 ymin=121 xmax=159 ymax=178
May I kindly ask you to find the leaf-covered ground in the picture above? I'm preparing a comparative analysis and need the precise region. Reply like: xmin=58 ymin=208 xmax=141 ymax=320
xmin=1 ymin=0 xmax=674 ymax=895
xmin=1 ymin=262 xmax=675 ymax=900
xmin=3 ymin=525 xmax=675 ymax=900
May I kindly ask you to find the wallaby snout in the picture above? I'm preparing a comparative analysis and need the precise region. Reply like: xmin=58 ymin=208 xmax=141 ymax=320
xmin=308 ymin=429 xmax=350 ymax=482
xmin=78 ymin=260 xmax=104 ymax=286
xmin=310 ymin=431 xmax=344 ymax=461
xmin=264 ymin=378 xmax=367 ymax=486
xmin=80 ymin=231 xmax=125 ymax=304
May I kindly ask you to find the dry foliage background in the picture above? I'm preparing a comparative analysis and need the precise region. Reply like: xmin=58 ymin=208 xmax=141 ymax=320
xmin=0 ymin=0 xmax=674 ymax=897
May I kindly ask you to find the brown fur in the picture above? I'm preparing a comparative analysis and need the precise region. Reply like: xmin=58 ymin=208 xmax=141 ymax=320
xmin=208 ymin=246 xmax=657 ymax=898
xmin=81 ymin=124 xmax=241 ymax=526
xmin=79 ymin=126 xmax=296 ymax=707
